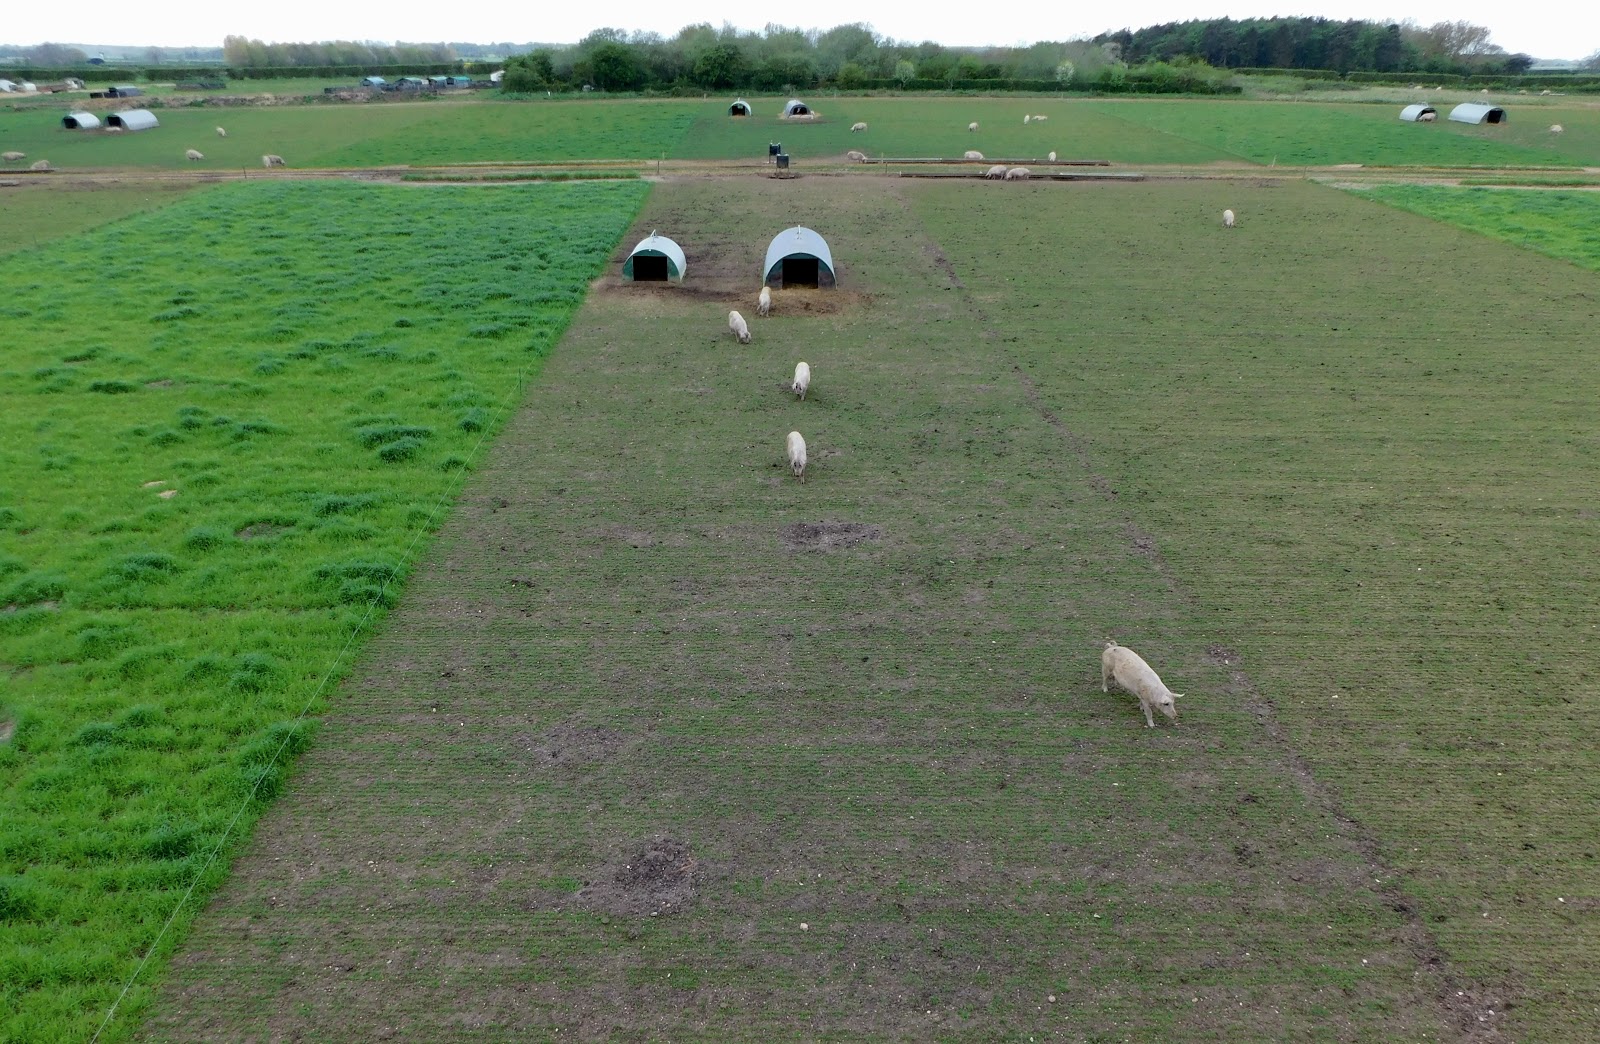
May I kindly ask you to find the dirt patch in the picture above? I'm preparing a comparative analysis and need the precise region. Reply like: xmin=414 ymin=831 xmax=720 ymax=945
xmin=923 ymin=242 xmax=964 ymax=288
xmin=145 ymin=379 xmax=175 ymax=388
xmin=1205 ymin=644 xmax=1242 ymax=666
xmin=515 ymin=722 xmax=627 ymax=768
xmin=2 ymin=600 xmax=57 ymax=613
xmin=0 ymin=719 xmax=14 ymax=744
xmin=235 ymin=522 xmax=289 ymax=541
xmin=1126 ymin=526 xmax=1159 ymax=556
xmin=576 ymin=836 xmax=697 ymax=917
xmin=780 ymin=520 xmax=883 ymax=552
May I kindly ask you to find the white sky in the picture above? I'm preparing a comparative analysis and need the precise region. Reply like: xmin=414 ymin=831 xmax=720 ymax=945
xmin=5 ymin=2 xmax=1596 ymax=62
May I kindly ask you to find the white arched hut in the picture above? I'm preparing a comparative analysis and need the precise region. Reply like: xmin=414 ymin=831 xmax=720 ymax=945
xmin=763 ymin=226 xmax=835 ymax=289
xmin=1399 ymin=104 xmax=1437 ymax=122
xmin=106 ymin=109 xmax=159 ymax=131
xmin=1449 ymin=103 xmax=1507 ymax=125
xmin=622 ymin=232 xmax=687 ymax=283
xmin=62 ymin=112 xmax=101 ymax=129
xmin=781 ymin=98 xmax=813 ymax=118
xmin=729 ymin=98 xmax=751 ymax=116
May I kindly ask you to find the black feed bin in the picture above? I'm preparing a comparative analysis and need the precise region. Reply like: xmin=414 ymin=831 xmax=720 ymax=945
xmin=775 ymin=153 xmax=790 ymax=170
xmin=769 ymin=142 xmax=781 ymax=159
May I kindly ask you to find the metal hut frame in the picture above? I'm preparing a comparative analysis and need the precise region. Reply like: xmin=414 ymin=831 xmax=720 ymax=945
xmin=762 ymin=226 xmax=835 ymax=289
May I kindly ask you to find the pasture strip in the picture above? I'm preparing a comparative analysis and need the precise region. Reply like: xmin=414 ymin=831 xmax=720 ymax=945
xmin=142 ymin=176 xmax=1455 ymax=1041
xmin=0 ymin=179 xmax=647 ymax=1043
xmin=913 ymin=175 xmax=1600 ymax=1041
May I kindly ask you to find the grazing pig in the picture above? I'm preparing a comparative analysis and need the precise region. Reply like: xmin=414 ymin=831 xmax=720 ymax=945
xmin=758 ymin=286 xmax=772 ymax=317
xmin=985 ymin=164 xmax=1008 ymax=179
xmin=262 ymin=154 xmax=286 ymax=168
xmin=846 ymin=150 xmax=867 ymax=162
xmin=1004 ymin=166 xmax=1031 ymax=180
xmin=2 ymin=150 xmax=25 ymax=163
xmin=185 ymin=148 xmax=204 ymax=161
xmin=964 ymin=150 xmax=984 ymax=160
xmin=1223 ymin=208 xmax=1236 ymax=228
xmin=792 ymin=361 xmax=810 ymax=400
xmin=215 ymin=126 xmax=227 ymax=137
xmin=851 ymin=122 xmax=868 ymax=132
xmin=1048 ymin=150 xmax=1057 ymax=161
xmin=1101 ymin=641 xmax=1184 ymax=728
xmin=786 ymin=430 xmax=807 ymax=482
xmin=968 ymin=121 xmax=979 ymax=132
xmin=729 ymin=310 xmax=751 ymax=344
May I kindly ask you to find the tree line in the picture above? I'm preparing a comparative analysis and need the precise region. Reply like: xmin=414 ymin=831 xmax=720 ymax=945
xmin=1093 ymin=18 xmax=1537 ymax=75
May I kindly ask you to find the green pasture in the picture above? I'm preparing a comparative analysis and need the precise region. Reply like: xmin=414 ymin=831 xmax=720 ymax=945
xmin=0 ymin=182 xmax=201 ymax=255
xmin=135 ymin=175 xmax=1600 ymax=1041
xmin=6 ymin=94 xmax=1598 ymax=172
xmin=0 ymin=178 xmax=647 ymax=1041
xmin=1080 ymin=97 xmax=1593 ymax=167
xmin=1358 ymin=184 xmax=1600 ymax=271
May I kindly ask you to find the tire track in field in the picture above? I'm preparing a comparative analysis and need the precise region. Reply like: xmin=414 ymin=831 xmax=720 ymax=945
xmin=927 ymin=230 xmax=1511 ymax=1042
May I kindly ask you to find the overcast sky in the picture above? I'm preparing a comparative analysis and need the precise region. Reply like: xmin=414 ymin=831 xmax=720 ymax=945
xmin=6 ymin=2 xmax=1596 ymax=62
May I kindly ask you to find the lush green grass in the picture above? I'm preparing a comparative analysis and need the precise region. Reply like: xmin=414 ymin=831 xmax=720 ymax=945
xmin=1358 ymin=184 xmax=1600 ymax=271
xmin=0 ymin=182 xmax=201 ymax=256
xmin=1082 ymin=98 xmax=1593 ymax=167
xmin=6 ymin=95 xmax=1595 ymax=171
xmin=674 ymin=95 xmax=1233 ymax=164
xmin=0 ymin=178 xmax=647 ymax=1042
xmin=138 ymin=176 xmax=1512 ymax=1041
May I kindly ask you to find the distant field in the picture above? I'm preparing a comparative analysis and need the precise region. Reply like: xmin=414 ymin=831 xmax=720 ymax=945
xmin=1081 ymin=98 xmax=1593 ymax=167
xmin=0 ymin=182 xmax=200 ymax=255
xmin=0 ymin=179 xmax=646 ymax=1042
xmin=6 ymin=94 xmax=1597 ymax=171
xmin=1358 ymin=184 xmax=1600 ymax=270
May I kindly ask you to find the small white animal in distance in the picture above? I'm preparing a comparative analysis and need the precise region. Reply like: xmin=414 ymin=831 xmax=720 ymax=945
xmin=786 ymin=431 xmax=807 ymax=482
xmin=791 ymin=361 xmax=810 ymax=400
xmin=1048 ymin=151 xmax=1057 ymax=162
xmin=1031 ymin=114 xmax=1048 ymax=122
xmin=215 ymin=126 xmax=227 ymax=137
xmin=1549 ymin=124 xmax=1564 ymax=134
xmin=851 ymin=121 xmax=867 ymax=132
xmin=185 ymin=148 xmax=204 ymax=161
xmin=728 ymin=309 xmax=751 ymax=344
xmin=846 ymin=150 xmax=867 ymax=162
xmin=964 ymin=150 xmax=984 ymax=160
xmin=968 ymin=121 xmax=979 ymax=132
xmin=1023 ymin=114 xmax=1031 ymax=124
xmin=1223 ymin=208 xmax=1236 ymax=228
xmin=1102 ymin=641 xmax=1184 ymax=727
xmin=1003 ymin=166 xmax=1030 ymax=180
xmin=262 ymin=154 xmax=286 ymax=168
xmin=757 ymin=286 xmax=772 ymax=318
xmin=985 ymin=164 xmax=1007 ymax=179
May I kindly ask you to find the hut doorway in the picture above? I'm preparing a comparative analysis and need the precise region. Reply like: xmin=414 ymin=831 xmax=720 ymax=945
xmin=631 ymin=255 xmax=670 ymax=281
xmin=781 ymin=257 xmax=820 ymax=287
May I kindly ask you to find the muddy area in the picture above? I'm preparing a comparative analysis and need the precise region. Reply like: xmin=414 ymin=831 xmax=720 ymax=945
xmin=780 ymin=520 xmax=883 ymax=552
xmin=575 ymin=836 xmax=697 ymax=917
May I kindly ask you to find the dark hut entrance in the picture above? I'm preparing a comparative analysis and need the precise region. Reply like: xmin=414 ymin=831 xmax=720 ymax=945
xmin=782 ymin=257 xmax=820 ymax=287
xmin=729 ymin=101 xmax=750 ymax=116
xmin=631 ymin=254 xmax=669 ymax=281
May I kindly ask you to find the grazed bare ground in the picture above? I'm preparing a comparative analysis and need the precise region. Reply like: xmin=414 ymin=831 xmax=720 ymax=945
xmin=140 ymin=176 xmax=1495 ymax=1042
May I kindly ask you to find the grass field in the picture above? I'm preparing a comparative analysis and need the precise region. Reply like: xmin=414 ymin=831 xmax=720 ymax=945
xmin=0 ymin=178 xmax=647 ymax=1042
xmin=1358 ymin=184 xmax=1600 ymax=271
xmin=128 ymin=174 xmax=1600 ymax=1041
xmin=0 ymin=182 xmax=201 ymax=255
xmin=6 ymin=94 xmax=1598 ymax=172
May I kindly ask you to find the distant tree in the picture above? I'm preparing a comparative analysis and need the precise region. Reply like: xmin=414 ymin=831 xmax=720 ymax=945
xmin=691 ymin=43 xmax=744 ymax=89
xmin=1583 ymin=48 xmax=1600 ymax=71
xmin=503 ymin=50 xmax=555 ymax=91
xmin=587 ymin=42 xmax=644 ymax=90
xmin=894 ymin=59 xmax=916 ymax=85
xmin=23 ymin=42 xmax=89 ymax=66
xmin=835 ymin=61 xmax=868 ymax=88
xmin=145 ymin=47 xmax=165 ymax=65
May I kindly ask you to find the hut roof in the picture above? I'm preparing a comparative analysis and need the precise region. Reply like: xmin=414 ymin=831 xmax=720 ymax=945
xmin=624 ymin=232 xmax=687 ymax=282
xmin=1449 ymin=103 xmax=1507 ymax=125
xmin=62 ymin=111 xmax=101 ymax=130
xmin=763 ymin=226 xmax=835 ymax=283
xmin=107 ymin=109 xmax=159 ymax=131
xmin=1398 ymin=104 xmax=1437 ymax=122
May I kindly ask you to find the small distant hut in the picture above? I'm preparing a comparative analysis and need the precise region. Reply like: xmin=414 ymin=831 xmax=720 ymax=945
xmin=106 ymin=109 xmax=159 ymax=131
xmin=361 ymin=76 xmax=388 ymax=87
xmin=106 ymin=85 xmax=142 ymax=98
xmin=623 ymin=232 xmax=687 ymax=283
xmin=1449 ymin=103 xmax=1507 ymax=125
xmin=781 ymin=99 xmax=812 ymax=118
xmin=446 ymin=75 xmax=471 ymax=87
xmin=729 ymin=98 xmax=751 ymax=116
xmin=1399 ymin=104 xmax=1438 ymax=122
xmin=763 ymin=226 xmax=835 ymax=289
xmin=62 ymin=112 xmax=102 ymax=130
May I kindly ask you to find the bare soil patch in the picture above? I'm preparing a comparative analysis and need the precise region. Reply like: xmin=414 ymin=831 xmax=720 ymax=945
xmin=780 ymin=520 xmax=883 ymax=552
xmin=234 ymin=522 xmax=289 ymax=541
xmin=576 ymin=836 xmax=698 ymax=917
xmin=516 ymin=722 xmax=628 ymax=768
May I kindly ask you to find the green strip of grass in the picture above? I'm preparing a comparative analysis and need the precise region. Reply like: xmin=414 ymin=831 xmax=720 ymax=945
xmin=0 ymin=177 xmax=647 ymax=1041
xmin=1358 ymin=183 xmax=1600 ymax=270
xmin=0 ymin=183 xmax=201 ymax=256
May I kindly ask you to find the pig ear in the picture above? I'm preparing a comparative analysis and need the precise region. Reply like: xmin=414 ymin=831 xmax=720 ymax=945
xmin=1173 ymin=692 xmax=1184 ymax=699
